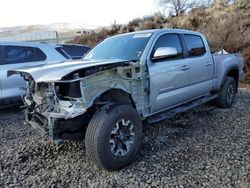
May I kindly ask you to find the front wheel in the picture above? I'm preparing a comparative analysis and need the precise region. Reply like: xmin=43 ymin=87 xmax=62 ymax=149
xmin=215 ymin=76 xmax=237 ymax=108
xmin=85 ymin=104 xmax=143 ymax=170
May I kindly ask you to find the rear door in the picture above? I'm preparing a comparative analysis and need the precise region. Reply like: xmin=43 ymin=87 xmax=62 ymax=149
xmin=148 ymin=33 xmax=191 ymax=113
xmin=182 ymin=34 xmax=214 ymax=97
xmin=0 ymin=45 xmax=47 ymax=104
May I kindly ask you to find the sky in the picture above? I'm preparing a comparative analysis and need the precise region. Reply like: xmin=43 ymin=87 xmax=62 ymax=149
xmin=0 ymin=0 xmax=157 ymax=28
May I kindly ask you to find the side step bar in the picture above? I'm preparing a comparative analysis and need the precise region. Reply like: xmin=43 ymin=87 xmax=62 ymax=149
xmin=147 ymin=94 xmax=218 ymax=124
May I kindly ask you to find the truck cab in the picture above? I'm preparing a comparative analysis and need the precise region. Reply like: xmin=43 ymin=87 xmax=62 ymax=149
xmin=145 ymin=31 xmax=215 ymax=112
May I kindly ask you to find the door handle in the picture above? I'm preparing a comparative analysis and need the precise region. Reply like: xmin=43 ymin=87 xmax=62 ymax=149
xmin=181 ymin=65 xmax=190 ymax=71
xmin=206 ymin=62 xmax=212 ymax=66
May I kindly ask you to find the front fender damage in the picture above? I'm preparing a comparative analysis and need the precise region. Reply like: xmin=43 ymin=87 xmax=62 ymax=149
xmin=22 ymin=63 xmax=147 ymax=142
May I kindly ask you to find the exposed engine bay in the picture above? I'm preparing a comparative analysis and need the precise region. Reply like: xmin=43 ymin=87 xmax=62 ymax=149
xmin=16 ymin=61 xmax=147 ymax=142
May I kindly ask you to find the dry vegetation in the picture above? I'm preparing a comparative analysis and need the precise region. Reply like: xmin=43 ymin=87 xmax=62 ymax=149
xmin=70 ymin=0 xmax=250 ymax=82
xmin=70 ymin=15 xmax=168 ymax=47
xmin=170 ymin=0 xmax=250 ymax=81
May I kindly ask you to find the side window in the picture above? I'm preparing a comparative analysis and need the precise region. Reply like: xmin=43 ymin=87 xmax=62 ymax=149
xmin=152 ymin=34 xmax=183 ymax=61
xmin=183 ymin=35 xmax=206 ymax=57
xmin=4 ymin=46 xmax=46 ymax=64
xmin=55 ymin=47 xmax=71 ymax=59
xmin=34 ymin=48 xmax=47 ymax=61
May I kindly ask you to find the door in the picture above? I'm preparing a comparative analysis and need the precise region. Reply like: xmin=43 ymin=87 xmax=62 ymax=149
xmin=148 ymin=33 xmax=191 ymax=113
xmin=0 ymin=46 xmax=4 ymax=103
xmin=182 ymin=34 xmax=214 ymax=98
xmin=0 ymin=45 xmax=47 ymax=104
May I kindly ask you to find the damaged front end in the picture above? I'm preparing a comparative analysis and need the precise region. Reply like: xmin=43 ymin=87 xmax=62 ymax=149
xmin=9 ymin=60 xmax=146 ymax=143
xmin=22 ymin=73 xmax=90 ymax=143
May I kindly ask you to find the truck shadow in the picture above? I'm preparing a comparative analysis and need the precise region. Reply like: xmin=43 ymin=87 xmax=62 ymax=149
xmin=135 ymin=103 xmax=229 ymax=172
xmin=0 ymin=105 xmax=21 ymax=114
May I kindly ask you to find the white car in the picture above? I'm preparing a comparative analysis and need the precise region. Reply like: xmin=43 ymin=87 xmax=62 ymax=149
xmin=0 ymin=42 xmax=71 ymax=107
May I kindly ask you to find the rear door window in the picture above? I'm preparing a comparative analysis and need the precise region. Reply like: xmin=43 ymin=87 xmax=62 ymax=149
xmin=4 ymin=46 xmax=47 ymax=64
xmin=183 ymin=35 xmax=206 ymax=57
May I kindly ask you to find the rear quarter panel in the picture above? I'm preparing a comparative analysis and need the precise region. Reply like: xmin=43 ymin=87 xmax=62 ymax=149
xmin=212 ymin=54 xmax=244 ymax=91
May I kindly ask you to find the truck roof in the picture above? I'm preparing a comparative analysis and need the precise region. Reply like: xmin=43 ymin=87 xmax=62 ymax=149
xmin=113 ymin=28 xmax=202 ymax=37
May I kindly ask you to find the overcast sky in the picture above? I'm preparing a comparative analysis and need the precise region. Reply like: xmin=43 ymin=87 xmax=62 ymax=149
xmin=0 ymin=0 xmax=156 ymax=28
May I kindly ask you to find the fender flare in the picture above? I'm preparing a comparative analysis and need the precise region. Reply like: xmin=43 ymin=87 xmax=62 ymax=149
xmin=221 ymin=65 xmax=239 ymax=86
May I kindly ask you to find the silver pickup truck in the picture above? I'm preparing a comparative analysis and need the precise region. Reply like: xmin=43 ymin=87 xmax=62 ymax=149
xmin=8 ymin=29 xmax=244 ymax=170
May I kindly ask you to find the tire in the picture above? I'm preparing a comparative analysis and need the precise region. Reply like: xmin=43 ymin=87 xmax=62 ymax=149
xmin=85 ymin=104 xmax=143 ymax=171
xmin=215 ymin=76 xmax=237 ymax=108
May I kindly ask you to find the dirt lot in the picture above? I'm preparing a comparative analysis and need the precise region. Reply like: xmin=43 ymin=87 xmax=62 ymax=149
xmin=0 ymin=89 xmax=249 ymax=187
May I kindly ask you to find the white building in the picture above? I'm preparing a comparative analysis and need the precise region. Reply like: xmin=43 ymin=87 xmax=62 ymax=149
xmin=0 ymin=31 xmax=59 ymax=43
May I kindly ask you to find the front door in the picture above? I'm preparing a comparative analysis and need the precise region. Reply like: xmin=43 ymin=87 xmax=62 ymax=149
xmin=148 ymin=33 xmax=191 ymax=113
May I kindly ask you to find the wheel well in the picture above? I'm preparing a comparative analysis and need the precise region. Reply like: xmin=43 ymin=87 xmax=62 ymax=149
xmin=58 ymin=89 xmax=135 ymax=140
xmin=94 ymin=89 xmax=135 ymax=106
xmin=226 ymin=68 xmax=239 ymax=90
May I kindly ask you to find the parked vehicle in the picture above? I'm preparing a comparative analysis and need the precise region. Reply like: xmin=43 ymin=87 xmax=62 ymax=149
xmin=8 ymin=29 xmax=244 ymax=170
xmin=0 ymin=42 xmax=70 ymax=106
xmin=60 ymin=44 xmax=91 ymax=59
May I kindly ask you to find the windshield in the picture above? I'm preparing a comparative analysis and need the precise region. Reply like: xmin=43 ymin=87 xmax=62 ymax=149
xmin=84 ymin=33 xmax=152 ymax=61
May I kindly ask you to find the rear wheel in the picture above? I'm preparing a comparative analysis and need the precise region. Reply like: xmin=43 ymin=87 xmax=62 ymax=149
xmin=215 ymin=76 xmax=236 ymax=108
xmin=85 ymin=104 xmax=143 ymax=170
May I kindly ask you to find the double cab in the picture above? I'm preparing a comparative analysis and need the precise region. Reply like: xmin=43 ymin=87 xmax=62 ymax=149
xmin=8 ymin=29 xmax=244 ymax=170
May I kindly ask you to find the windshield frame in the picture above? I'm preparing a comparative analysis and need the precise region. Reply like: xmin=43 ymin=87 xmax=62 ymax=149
xmin=83 ymin=32 xmax=153 ymax=61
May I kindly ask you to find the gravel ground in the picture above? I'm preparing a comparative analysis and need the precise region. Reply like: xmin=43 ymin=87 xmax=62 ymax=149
xmin=0 ymin=89 xmax=249 ymax=187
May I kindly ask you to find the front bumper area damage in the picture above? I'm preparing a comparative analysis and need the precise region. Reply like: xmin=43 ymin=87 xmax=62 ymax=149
xmin=9 ymin=60 xmax=147 ymax=143
xmin=24 ymin=110 xmax=88 ymax=143
xmin=24 ymin=79 xmax=89 ymax=143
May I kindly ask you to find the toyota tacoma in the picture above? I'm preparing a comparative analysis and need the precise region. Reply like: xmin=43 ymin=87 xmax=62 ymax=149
xmin=8 ymin=29 xmax=244 ymax=170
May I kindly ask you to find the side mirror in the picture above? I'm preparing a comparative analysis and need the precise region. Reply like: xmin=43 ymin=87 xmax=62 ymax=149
xmin=152 ymin=47 xmax=178 ymax=61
